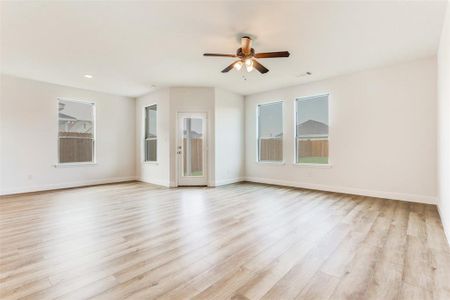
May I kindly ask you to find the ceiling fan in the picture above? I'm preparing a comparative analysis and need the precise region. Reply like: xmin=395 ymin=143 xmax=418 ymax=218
xmin=203 ymin=36 xmax=290 ymax=74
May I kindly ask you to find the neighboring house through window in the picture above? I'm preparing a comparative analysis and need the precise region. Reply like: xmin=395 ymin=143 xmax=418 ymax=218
xmin=295 ymin=94 xmax=329 ymax=164
xmin=257 ymin=101 xmax=283 ymax=162
xmin=145 ymin=104 xmax=157 ymax=162
xmin=58 ymin=99 xmax=95 ymax=164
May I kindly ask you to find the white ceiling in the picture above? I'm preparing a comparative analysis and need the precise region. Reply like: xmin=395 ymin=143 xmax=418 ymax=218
xmin=0 ymin=1 xmax=447 ymax=97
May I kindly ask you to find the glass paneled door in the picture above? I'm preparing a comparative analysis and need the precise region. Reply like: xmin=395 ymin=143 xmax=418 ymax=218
xmin=177 ymin=113 xmax=208 ymax=186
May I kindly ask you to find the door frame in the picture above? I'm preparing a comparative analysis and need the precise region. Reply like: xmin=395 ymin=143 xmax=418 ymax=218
xmin=176 ymin=112 xmax=208 ymax=186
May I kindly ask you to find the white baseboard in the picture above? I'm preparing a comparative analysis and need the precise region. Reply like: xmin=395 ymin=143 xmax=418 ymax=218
xmin=158 ymin=178 xmax=245 ymax=188
xmin=437 ymin=205 xmax=450 ymax=247
xmin=214 ymin=177 xmax=245 ymax=187
xmin=138 ymin=178 xmax=171 ymax=188
xmin=244 ymin=176 xmax=437 ymax=205
xmin=0 ymin=176 xmax=137 ymax=196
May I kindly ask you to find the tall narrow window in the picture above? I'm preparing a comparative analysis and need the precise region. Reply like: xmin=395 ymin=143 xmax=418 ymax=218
xmin=58 ymin=99 xmax=95 ymax=164
xmin=257 ymin=102 xmax=283 ymax=162
xmin=145 ymin=104 xmax=157 ymax=162
xmin=296 ymin=94 xmax=329 ymax=164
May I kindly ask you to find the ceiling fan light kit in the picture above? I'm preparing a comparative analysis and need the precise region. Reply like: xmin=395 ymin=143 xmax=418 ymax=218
xmin=234 ymin=61 xmax=243 ymax=70
xmin=204 ymin=36 xmax=290 ymax=74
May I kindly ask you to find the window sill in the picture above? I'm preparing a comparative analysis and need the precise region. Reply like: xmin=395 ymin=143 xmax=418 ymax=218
xmin=293 ymin=163 xmax=332 ymax=168
xmin=256 ymin=161 xmax=285 ymax=165
xmin=143 ymin=161 xmax=159 ymax=165
xmin=54 ymin=162 xmax=97 ymax=168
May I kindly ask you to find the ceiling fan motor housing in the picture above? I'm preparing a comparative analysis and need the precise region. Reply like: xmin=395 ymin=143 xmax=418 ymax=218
xmin=236 ymin=48 xmax=255 ymax=59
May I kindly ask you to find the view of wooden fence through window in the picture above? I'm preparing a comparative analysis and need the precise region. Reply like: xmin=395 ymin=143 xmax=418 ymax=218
xmin=259 ymin=138 xmax=283 ymax=161
xmin=58 ymin=99 xmax=95 ymax=163
xmin=183 ymin=138 xmax=203 ymax=176
xmin=144 ymin=139 xmax=157 ymax=162
xmin=296 ymin=94 xmax=329 ymax=164
xmin=258 ymin=138 xmax=328 ymax=162
xmin=59 ymin=133 xmax=93 ymax=163
xmin=183 ymin=117 xmax=203 ymax=176
xmin=258 ymin=102 xmax=283 ymax=162
xmin=297 ymin=138 xmax=328 ymax=163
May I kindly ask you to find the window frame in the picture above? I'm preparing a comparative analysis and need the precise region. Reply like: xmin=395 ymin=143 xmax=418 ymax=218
xmin=56 ymin=97 xmax=96 ymax=167
xmin=256 ymin=100 xmax=284 ymax=164
xmin=294 ymin=93 xmax=331 ymax=167
xmin=143 ymin=104 xmax=158 ymax=163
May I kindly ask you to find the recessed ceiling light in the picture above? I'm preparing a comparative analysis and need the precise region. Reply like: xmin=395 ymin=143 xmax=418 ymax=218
xmin=296 ymin=72 xmax=312 ymax=77
xmin=84 ymin=74 xmax=93 ymax=79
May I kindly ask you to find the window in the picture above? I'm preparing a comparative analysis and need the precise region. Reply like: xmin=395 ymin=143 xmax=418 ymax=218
xmin=257 ymin=102 xmax=283 ymax=162
xmin=295 ymin=94 xmax=329 ymax=164
xmin=58 ymin=99 xmax=95 ymax=164
xmin=144 ymin=104 xmax=157 ymax=162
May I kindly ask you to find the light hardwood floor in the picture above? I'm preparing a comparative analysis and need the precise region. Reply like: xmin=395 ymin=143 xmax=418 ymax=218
xmin=1 ymin=182 xmax=449 ymax=300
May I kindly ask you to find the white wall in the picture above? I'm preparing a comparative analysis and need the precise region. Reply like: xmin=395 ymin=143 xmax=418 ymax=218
xmin=135 ymin=88 xmax=171 ymax=187
xmin=245 ymin=58 xmax=437 ymax=203
xmin=438 ymin=3 xmax=450 ymax=243
xmin=0 ymin=74 xmax=136 ymax=195
xmin=214 ymin=88 xmax=245 ymax=185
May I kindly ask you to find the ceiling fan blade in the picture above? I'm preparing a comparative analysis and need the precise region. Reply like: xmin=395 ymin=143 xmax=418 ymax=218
xmin=241 ymin=36 xmax=252 ymax=55
xmin=221 ymin=61 xmax=240 ymax=73
xmin=252 ymin=59 xmax=269 ymax=74
xmin=254 ymin=51 xmax=290 ymax=58
xmin=203 ymin=53 xmax=236 ymax=57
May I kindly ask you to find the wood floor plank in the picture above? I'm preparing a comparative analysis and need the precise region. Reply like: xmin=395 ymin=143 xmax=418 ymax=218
xmin=96 ymin=193 xmax=330 ymax=299
xmin=260 ymin=223 xmax=353 ymax=299
xmin=363 ymin=252 xmax=403 ymax=300
xmin=0 ymin=181 xmax=449 ymax=300
xmin=403 ymin=235 xmax=435 ymax=291
xmin=399 ymin=282 xmax=433 ymax=300
xmin=326 ymin=241 xmax=381 ymax=299
xmin=294 ymin=271 xmax=340 ymax=300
